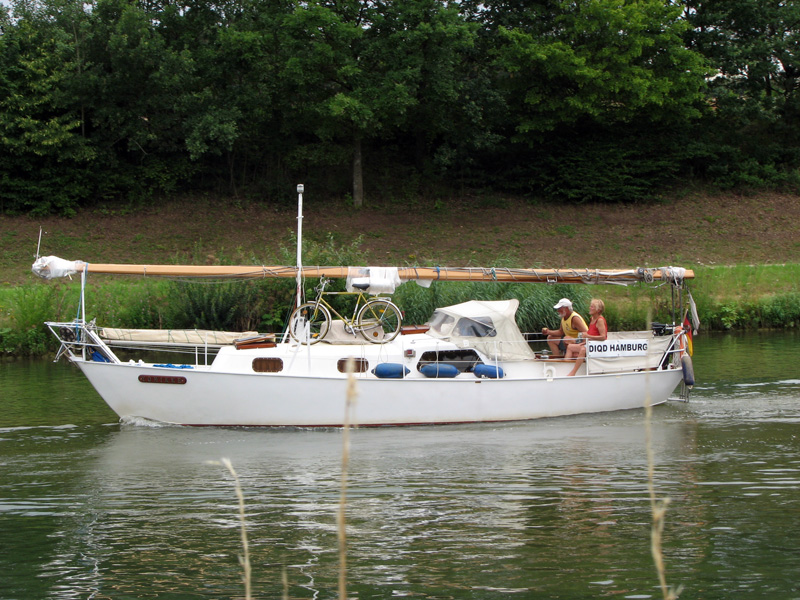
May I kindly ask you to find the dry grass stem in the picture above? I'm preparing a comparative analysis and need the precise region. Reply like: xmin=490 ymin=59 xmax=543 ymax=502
xmin=337 ymin=357 xmax=358 ymax=600
xmin=644 ymin=309 xmax=681 ymax=600
xmin=221 ymin=457 xmax=253 ymax=600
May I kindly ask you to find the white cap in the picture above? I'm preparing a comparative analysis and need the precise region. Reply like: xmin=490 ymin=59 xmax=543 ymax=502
xmin=553 ymin=298 xmax=572 ymax=310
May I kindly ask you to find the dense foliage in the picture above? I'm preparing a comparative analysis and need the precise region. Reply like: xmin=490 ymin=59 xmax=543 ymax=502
xmin=1 ymin=0 xmax=799 ymax=214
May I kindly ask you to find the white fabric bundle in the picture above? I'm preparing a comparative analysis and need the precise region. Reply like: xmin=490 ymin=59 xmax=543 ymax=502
xmin=31 ymin=256 xmax=86 ymax=279
xmin=346 ymin=266 xmax=401 ymax=295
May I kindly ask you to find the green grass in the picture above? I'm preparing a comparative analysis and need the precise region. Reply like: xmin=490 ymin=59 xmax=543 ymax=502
xmin=691 ymin=263 xmax=800 ymax=299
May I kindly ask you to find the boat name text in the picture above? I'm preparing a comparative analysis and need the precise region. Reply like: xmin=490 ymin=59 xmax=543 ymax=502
xmin=587 ymin=340 xmax=648 ymax=357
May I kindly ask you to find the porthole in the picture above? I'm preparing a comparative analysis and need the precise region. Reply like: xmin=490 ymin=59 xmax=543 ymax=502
xmin=252 ymin=357 xmax=284 ymax=373
xmin=337 ymin=357 xmax=369 ymax=373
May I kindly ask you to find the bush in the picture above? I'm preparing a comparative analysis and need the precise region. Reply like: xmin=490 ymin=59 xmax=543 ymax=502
xmin=695 ymin=293 xmax=800 ymax=330
xmin=0 ymin=284 xmax=70 ymax=354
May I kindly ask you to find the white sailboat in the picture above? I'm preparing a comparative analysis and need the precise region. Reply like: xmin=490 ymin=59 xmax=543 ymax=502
xmin=31 ymin=188 xmax=696 ymax=427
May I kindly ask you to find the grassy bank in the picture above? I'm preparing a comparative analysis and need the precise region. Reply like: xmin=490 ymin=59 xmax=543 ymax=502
xmin=2 ymin=262 xmax=799 ymax=356
xmin=3 ymin=191 xmax=800 ymax=286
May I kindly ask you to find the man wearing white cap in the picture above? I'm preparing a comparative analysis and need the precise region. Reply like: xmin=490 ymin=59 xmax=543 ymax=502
xmin=542 ymin=298 xmax=588 ymax=357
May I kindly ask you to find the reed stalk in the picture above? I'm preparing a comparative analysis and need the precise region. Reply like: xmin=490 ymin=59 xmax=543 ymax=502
xmin=210 ymin=458 xmax=252 ymax=600
xmin=337 ymin=357 xmax=358 ymax=600
xmin=644 ymin=309 xmax=681 ymax=600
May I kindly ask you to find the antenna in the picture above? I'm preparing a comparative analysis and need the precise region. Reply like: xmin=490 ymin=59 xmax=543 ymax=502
xmin=35 ymin=227 xmax=43 ymax=260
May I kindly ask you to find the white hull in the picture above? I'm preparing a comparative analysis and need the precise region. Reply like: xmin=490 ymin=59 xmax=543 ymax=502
xmin=73 ymin=345 xmax=684 ymax=427
xmin=48 ymin=297 xmax=692 ymax=427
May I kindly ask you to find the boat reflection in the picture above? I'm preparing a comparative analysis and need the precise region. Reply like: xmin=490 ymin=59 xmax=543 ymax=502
xmin=36 ymin=409 xmax=702 ymax=598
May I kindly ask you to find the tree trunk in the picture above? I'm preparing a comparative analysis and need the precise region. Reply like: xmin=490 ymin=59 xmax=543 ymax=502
xmin=353 ymin=136 xmax=364 ymax=208
xmin=228 ymin=150 xmax=238 ymax=197
xmin=415 ymin=128 xmax=426 ymax=173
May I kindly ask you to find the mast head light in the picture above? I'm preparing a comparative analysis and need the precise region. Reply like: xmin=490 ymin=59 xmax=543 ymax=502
xmin=297 ymin=184 xmax=304 ymax=194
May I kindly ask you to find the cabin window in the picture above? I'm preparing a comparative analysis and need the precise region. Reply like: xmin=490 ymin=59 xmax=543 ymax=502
xmin=456 ymin=316 xmax=496 ymax=338
xmin=418 ymin=350 xmax=482 ymax=374
xmin=428 ymin=312 xmax=455 ymax=335
xmin=252 ymin=358 xmax=283 ymax=373
xmin=337 ymin=357 xmax=369 ymax=373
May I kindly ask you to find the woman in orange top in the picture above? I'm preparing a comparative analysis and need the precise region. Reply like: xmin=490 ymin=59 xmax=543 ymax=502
xmin=566 ymin=298 xmax=608 ymax=377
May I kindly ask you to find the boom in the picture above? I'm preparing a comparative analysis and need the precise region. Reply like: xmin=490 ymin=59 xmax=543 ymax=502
xmin=32 ymin=257 xmax=692 ymax=286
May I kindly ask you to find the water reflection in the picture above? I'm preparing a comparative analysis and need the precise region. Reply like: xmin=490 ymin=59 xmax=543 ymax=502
xmin=691 ymin=329 xmax=800 ymax=385
xmin=1 ymin=358 xmax=116 ymax=428
xmin=1 ymin=416 xmax=702 ymax=598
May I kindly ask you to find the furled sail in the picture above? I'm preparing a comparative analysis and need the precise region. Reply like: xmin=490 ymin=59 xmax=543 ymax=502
xmin=32 ymin=256 xmax=692 ymax=286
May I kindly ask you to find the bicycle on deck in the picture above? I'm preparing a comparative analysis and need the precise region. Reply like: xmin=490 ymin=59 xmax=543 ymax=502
xmin=288 ymin=277 xmax=403 ymax=344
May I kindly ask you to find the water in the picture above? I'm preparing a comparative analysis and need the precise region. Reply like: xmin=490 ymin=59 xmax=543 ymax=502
xmin=1 ymin=331 xmax=799 ymax=599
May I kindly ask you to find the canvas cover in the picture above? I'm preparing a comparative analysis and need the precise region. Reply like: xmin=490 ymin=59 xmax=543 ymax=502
xmin=100 ymin=328 xmax=257 ymax=346
xmin=425 ymin=299 xmax=535 ymax=361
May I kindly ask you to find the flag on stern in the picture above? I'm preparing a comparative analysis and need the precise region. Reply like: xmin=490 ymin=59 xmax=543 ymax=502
xmin=682 ymin=312 xmax=694 ymax=356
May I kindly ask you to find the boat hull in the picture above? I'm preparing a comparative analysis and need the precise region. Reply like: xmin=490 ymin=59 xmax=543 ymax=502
xmin=75 ymin=359 xmax=683 ymax=427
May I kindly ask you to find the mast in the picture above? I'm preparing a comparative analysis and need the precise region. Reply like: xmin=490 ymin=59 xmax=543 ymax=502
xmin=296 ymin=184 xmax=304 ymax=308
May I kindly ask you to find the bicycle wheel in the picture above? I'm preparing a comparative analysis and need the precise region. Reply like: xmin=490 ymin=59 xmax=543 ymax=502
xmin=356 ymin=299 xmax=402 ymax=343
xmin=289 ymin=302 xmax=332 ymax=344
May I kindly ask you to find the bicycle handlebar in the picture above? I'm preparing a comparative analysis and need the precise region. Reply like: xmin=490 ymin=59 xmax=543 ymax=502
xmin=314 ymin=277 xmax=331 ymax=294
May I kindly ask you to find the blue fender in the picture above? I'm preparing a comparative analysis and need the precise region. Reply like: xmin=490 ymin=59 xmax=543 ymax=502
xmin=681 ymin=354 xmax=695 ymax=387
xmin=473 ymin=364 xmax=504 ymax=379
xmin=420 ymin=363 xmax=460 ymax=378
xmin=372 ymin=363 xmax=410 ymax=379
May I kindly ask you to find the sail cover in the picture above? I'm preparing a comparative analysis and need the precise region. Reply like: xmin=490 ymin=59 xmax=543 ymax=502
xmin=32 ymin=256 xmax=86 ymax=279
xmin=426 ymin=299 xmax=535 ymax=361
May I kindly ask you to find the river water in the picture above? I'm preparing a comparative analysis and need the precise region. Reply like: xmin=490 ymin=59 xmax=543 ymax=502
xmin=1 ymin=331 xmax=799 ymax=599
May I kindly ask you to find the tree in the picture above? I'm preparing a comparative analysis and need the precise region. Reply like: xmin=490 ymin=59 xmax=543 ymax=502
xmin=493 ymin=0 xmax=707 ymax=133
xmin=79 ymin=0 xmax=199 ymax=200
xmin=371 ymin=1 xmax=479 ymax=179
xmin=478 ymin=0 xmax=709 ymax=200
xmin=154 ymin=0 xmax=292 ymax=196
xmin=278 ymin=0 xmax=477 ymax=207
xmin=684 ymin=0 xmax=800 ymax=188
xmin=277 ymin=0 xmax=384 ymax=207
xmin=0 ymin=0 xmax=95 ymax=214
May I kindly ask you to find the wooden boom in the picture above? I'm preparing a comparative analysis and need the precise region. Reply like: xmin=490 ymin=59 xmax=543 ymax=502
xmin=80 ymin=263 xmax=693 ymax=284
xmin=31 ymin=256 xmax=692 ymax=284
